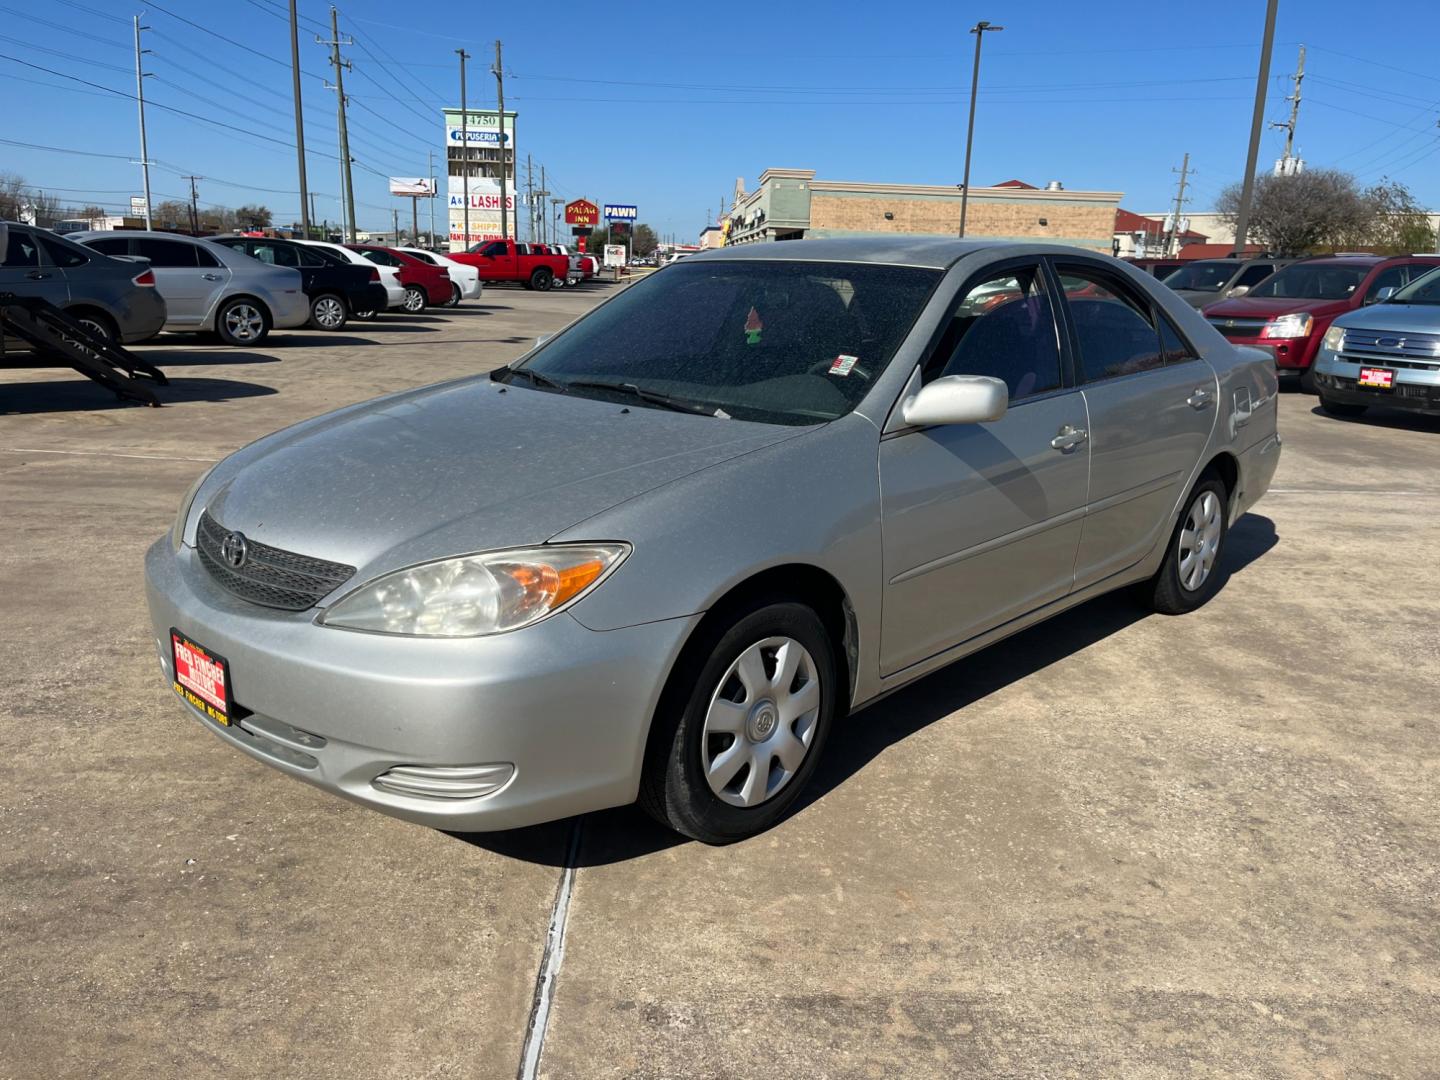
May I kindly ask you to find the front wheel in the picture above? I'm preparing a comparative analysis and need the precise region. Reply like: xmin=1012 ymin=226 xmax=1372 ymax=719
xmin=1319 ymin=393 xmax=1367 ymax=418
xmin=1145 ymin=475 xmax=1229 ymax=615
xmin=401 ymin=285 xmax=427 ymax=313
xmin=215 ymin=297 xmax=270 ymax=346
xmin=640 ymin=601 xmax=837 ymax=844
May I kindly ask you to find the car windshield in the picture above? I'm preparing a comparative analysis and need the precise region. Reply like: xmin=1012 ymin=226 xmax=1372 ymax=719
xmin=1389 ymin=265 xmax=1440 ymax=304
xmin=512 ymin=259 xmax=940 ymax=425
xmin=1248 ymin=263 xmax=1367 ymax=300
xmin=1162 ymin=262 xmax=1236 ymax=291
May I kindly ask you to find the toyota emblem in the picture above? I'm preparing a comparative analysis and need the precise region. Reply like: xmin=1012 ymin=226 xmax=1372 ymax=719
xmin=219 ymin=531 xmax=249 ymax=569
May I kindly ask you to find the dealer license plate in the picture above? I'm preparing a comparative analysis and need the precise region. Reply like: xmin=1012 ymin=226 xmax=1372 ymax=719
xmin=1357 ymin=367 xmax=1396 ymax=390
xmin=171 ymin=628 xmax=233 ymax=726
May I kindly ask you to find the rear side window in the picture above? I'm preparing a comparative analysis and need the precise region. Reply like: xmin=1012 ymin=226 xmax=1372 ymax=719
xmin=924 ymin=263 xmax=1062 ymax=401
xmin=406 ymin=251 xmax=437 ymax=265
xmin=37 ymin=234 xmax=90 ymax=268
xmin=1057 ymin=268 xmax=1164 ymax=381
xmin=360 ymin=248 xmax=403 ymax=266
xmin=133 ymin=238 xmax=199 ymax=268
xmin=1234 ymin=263 xmax=1276 ymax=288
xmin=4 ymin=231 xmax=42 ymax=267
xmin=1158 ymin=317 xmax=1196 ymax=365
xmin=251 ymin=243 xmax=299 ymax=267
xmin=86 ymin=237 xmax=130 ymax=256
xmin=194 ymin=245 xmax=221 ymax=268
xmin=295 ymin=245 xmax=326 ymax=267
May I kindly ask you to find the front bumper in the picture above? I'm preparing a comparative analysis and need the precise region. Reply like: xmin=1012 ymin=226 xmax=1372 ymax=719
xmin=1215 ymin=332 xmax=1313 ymax=370
xmin=1313 ymin=352 xmax=1440 ymax=414
xmin=144 ymin=538 xmax=700 ymax=831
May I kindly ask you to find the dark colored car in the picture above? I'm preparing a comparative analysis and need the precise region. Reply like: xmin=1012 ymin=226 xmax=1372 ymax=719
xmin=1125 ymin=257 xmax=1187 ymax=279
xmin=345 ymin=245 xmax=450 ymax=312
xmin=212 ymin=236 xmax=387 ymax=332
xmin=1161 ymin=257 xmax=1290 ymax=309
xmin=0 ymin=220 xmax=166 ymax=345
xmin=1201 ymin=255 xmax=1440 ymax=390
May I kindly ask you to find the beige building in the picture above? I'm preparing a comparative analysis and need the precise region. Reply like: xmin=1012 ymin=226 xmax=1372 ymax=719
xmin=727 ymin=169 xmax=1122 ymax=252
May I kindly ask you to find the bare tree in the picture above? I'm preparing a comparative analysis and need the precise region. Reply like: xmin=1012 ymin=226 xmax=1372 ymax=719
xmin=1217 ymin=168 xmax=1370 ymax=255
xmin=152 ymin=200 xmax=193 ymax=230
xmin=1360 ymin=177 xmax=1435 ymax=253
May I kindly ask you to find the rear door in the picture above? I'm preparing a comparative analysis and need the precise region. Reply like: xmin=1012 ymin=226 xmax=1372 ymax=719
xmin=1053 ymin=260 xmax=1218 ymax=590
xmin=132 ymin=237 xmax=227 ymax=325
xmin=878 ymin=259 xmax=1090 ymax=675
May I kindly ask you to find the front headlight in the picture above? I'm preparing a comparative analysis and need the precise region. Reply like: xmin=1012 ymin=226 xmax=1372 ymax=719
xmin=1261 ymin=312 xmax=1313 ymax=339
xmin=1322 ymin=325 xmax=1346 ymax=353
xmin=319 ymin=544 xmax=629 ymax=637
xmin=170 ymin=466 xmax=214 ymax=552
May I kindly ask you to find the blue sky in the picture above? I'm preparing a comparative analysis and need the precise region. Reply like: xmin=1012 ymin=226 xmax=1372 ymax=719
xmin=2 ymin=0 xmax=1437 ymax=239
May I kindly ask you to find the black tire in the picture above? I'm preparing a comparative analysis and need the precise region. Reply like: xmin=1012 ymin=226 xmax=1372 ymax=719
xmin=68 ymin=309 xmax=117 ymax=343
xmin=1319 ymin=394 xmax=1367 ymax=418
xmin=1145 ymin=474 xmax=1230 ymax=616
xmin=401 ymin=285 xmax=427 ymax=314
xmin=1299 ymin=365 xmax=1317 ymax=394
xmin=640 ymin=600 xmax=838 ymax=844
xmin=214 ymin=296 xmax=270 ymax=347
xmin=529 ymin=268 xmax=553 ymax=292
xmin=308 ymin=292 xmax=348 ymax=331
xmin=352 ymin=305 xmax=379 ymax=319
xmin=444 ymin=282 xmax=462 ymax=308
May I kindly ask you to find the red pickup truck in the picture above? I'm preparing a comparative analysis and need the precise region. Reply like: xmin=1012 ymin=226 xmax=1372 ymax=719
xmin=449 ymin=239 xmax=570 ymax=291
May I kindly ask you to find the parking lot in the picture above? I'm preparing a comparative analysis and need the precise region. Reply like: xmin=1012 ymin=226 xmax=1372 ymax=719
xmin=3 ymin=288 xmax=1438 ymax=1078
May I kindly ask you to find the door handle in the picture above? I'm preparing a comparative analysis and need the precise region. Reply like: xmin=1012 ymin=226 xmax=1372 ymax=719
xmin=202 ymin=273 xmax=224 ymax=281
xmin=1187 ymin=386 xmax=1214 ymax=409
xmin=25 ymin=270 xmax=50 ymax=280
xmin=1050 ymin=425 xmax=1088 ymax=452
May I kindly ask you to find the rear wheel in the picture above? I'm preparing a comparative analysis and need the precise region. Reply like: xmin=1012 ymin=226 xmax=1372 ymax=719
xmin=308 ymin=292 xmax=348 ymax=331
xmin=444 ymin=282 xmax=462 ymax=307
xmin=640 ymin=600 xmax=837 ymax=843
xmin=401 ymin=285 xmax=427 ymax=313
xmin=1319 ymin=393 xmax=1367 ymax=418
xmin=529 ymin=268 xmax=553 ymax=292
xmin=214 ymin=297 xmax=270 ymax=346
xmin=69 ymin=310 xmax=116 ymax=344
xmin=1145 ymin=475 xmax=1229 ymax=615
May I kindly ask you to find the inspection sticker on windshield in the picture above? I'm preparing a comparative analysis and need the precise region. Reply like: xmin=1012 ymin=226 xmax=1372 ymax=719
xmin=744 ymin=307 xmax=764 ymax=345
xmin=828 ymin=354 xmax=859 ymax=376
xmin=171 ymin=629 xmax=232 ymax=726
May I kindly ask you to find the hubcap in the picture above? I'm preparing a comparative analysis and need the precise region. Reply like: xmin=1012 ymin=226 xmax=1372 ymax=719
xmin=1178 ymin=490 xmax=1223 ymax=592
xmin=404 ymin=288 xmax=424 ymax=311
xmin=315 ymin=297 xmax=343 ymax=327
xmin=701 ymin=636 xmax=821 ymax=809
xmin=224 ymin=303 xmax=263 ymax=341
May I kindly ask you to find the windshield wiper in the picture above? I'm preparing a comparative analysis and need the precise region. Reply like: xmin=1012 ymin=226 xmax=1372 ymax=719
xmin=492 ymin=365 xmax=569 ymax=392
xmin=563 ymin=378 xmax=725 ymax=417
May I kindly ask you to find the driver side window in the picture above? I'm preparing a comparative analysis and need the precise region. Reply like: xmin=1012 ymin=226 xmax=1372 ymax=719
xmin=923 ymin=264 xmax=1062 ymax=402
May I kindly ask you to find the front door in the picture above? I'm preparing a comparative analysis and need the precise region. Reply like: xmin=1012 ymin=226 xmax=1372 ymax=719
xmin=0 ymin=227 xmax=67 ymax=303
xmin=879 ymin=262 xmax=1089 ymax=676
xmin=1053 ymin=263 xmax=1219 ymax=589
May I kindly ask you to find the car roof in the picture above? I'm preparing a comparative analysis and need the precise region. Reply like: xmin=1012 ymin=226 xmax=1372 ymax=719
xmin=68 ymin=230 xmax=213 ymax=243
xmin=693 ymin=236 xmax=1006 ymax=270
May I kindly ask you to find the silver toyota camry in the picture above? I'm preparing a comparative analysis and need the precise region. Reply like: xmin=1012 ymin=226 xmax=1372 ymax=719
xmin=146 ymin=239 xmax=1281 ymax=843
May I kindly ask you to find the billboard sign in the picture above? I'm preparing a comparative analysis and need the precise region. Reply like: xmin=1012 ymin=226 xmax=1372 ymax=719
xmin=564 ymin=199 xmax=600 ymax=226
xmin=604 ymin=204 xmax=637 ymax=221
xmin=445 ymin=129 xmax=512 ymax=147
xmin=389 ymin=177 xmax=436 ymax=196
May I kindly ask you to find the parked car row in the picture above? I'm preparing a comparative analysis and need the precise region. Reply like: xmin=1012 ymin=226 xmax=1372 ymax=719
xmin=0 ymin=221 xmax=489 ymax=352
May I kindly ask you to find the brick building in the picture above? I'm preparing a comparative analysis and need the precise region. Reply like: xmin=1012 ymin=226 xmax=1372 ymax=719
xmin=725 ymin=169 xmax=1123 ymax=252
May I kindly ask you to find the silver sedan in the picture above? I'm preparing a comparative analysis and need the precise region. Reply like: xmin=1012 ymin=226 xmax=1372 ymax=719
xmin=146 ymin=239 xmax=1281 ymax=843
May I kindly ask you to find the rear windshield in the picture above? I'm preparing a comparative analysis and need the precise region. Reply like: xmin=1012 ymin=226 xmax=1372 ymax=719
xmin=1249 ymin=263 xmax=1366 ymax=300
xmin=513 ymin=260 xmax=940 ymax=425
xmin=1162 ymin=262 xmax=1237 ymax=291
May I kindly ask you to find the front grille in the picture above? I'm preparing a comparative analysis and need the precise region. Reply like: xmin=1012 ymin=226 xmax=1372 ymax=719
xmin=196 ymin=510 xmax=355 ymax=611
xmin=1207 ymin=316 xmax=1268 ymax=339
xmin=1338 ymin=328 xmax=1440 ymax=370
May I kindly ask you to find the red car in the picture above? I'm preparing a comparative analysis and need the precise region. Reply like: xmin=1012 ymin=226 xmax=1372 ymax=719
xmin=1202 ymin=254 xmax=1439 ymax=390
xmin=346 ymin=245 xmax=451 ymax=313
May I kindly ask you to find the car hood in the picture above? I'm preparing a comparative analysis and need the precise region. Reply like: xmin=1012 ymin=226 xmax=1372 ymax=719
xmin=1202 ymin=295 xmax=1347 ymax=319
xmin=1333 ymin=302 xmax=1440 ymax=333
xmin=1171 ymin=288 xmax=1227 ymax=308
xmin=204 ymin=377 xmax=804 ymax=580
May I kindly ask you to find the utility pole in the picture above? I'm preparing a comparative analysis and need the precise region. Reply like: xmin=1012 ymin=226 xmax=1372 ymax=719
xmin=456 ymin=48 xmax=470 ymax=251
xmin=537 ymin=164 xmax=550 ymax=243
xmin=132 ymin=15 xmax=153 ymax=229
xmin=392 ymin=207 xmax=399 ymax=243
xmin=525 ymin=155 xmax=535 ymax=242
xmin=183 ymin=175 xmax=202 ymax=235
xmin=319 ymin=8 xmax=357 ymax=242
xmin=958 ymin=20 xmax=1004 ymax=239
xmin=309 ymin=192 xmax=318 ymax=232
xmin=427 ymin=149 xmax=437 ymax=247
xmin=492 ymin=40 xmax=508 ymax=240
xmin=551 ymin=197 xmax=563 ymax=249
xmin=1163 ymin=154 xmax=1190 ymax=257
xmin=1269 ymin=43 xmax=1306 ymax=174
xmin=1232 ymin=0 xmax=1279 ymax=256
xmin=289 ymin=0 xmax=310 ymax=239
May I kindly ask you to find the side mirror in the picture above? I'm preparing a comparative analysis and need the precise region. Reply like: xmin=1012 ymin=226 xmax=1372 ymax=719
xmin=901 ymin=374 xmax=1008 ymax=427
xmin=1371 ymin=285 xmax=1397 ymax=303
xmin=1227 ymin=284 xmax=1250 ymax=297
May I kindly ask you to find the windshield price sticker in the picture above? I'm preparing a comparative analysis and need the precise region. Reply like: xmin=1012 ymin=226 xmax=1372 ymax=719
xmin=828 ymin=354 xmax=859 ymax=376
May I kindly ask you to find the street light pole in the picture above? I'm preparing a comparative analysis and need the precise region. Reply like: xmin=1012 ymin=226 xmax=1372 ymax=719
xmin=958 ymin=19 xmax=1003 ymax=239
xmin=456 ymin=49 xmax=470 ymax=252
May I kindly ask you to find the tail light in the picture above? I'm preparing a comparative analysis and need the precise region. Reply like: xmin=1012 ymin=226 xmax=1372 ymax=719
xmin=133 ymin=269 xmax=156 ymax=287
xmin=368 ymin=267 xmax=380 ymax=282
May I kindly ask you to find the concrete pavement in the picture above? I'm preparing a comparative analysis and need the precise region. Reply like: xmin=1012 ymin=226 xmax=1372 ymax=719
xmin=2 ymin=290 xmax=1437 ymax=1078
